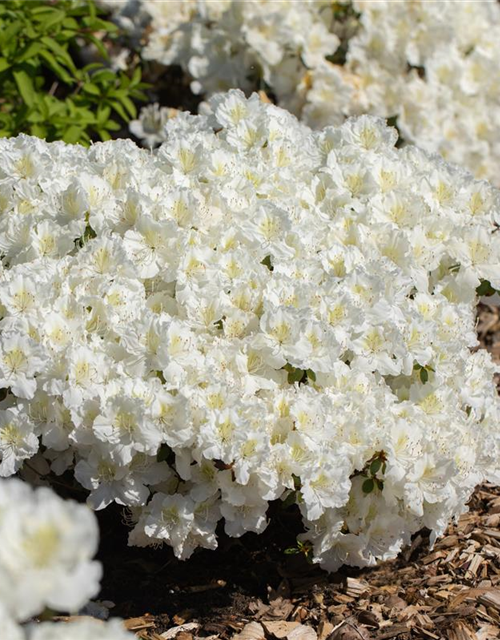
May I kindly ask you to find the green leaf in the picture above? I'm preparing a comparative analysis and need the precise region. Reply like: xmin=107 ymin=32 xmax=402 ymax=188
xmin=103 ymin=119 xmax=121 ymax=132
xmin=285 ymin=365 xmax=305 ymax=384
xmin=83 ymin=16 xmax=117 ymax=33
xmin=131 ymin=65 xmax=141 ymax=86
xmin=38 ymin=49 xmax=74 ymax=84
xmin=13 ymin=68 xmax=35 ymax=107
xmin=17 ymin=41 xmax=43 ymax=62
xmin=284 ymin=547 xmax=300 ymax=555
xmin=131 ymin=89 xmax=149 ymax=102
xmin=40 ymin=36 xmax=76 ymax=72
xmin=96 ymin=104 xmax=111 ymax=126
xmin=0 ymin=58 xmax=10 ymax=72
xmin=97 ymin=128 xmax=111 ymax=141
xmin=419 ymin=367 xmax=429 ymax=384
xmin=369 ymin=458 xmax=382 ymax=476
xmin=91 ymin=68 xmax=117 ymax=85
xmin=261 ymin=255 xmax=273 ymax=271
xmin=31 ymin=5 xmax=61 ymax=15
xmin=82 ymin=62 xmax=105 ymax=74
xmin=362 ymin=478 xmax=375 ymax=494
xmin=84 ymin=33 xmax=108 ymax=59
xmin=26 ymin=109 xmax=46 ymax=123
xmin=107 ymin=87 xmax=126 ymax=99
xmin=88 ymin=0 xmax=97 ymax=18
xmin=25 ymin=26 xmax=40 ymax=41
xmin=62 ymin=16 xmax=79 ymax=30
xmin=62 ymin=125 xmax=84 ymax=144
xmin=156 ymin=444 xmax=172 ymax=463
xmin=0 ymin=20 xmax=22 ymax=49
xmin=32 ymin=8 xmax=65 ymax=29
xmin=82 ymin=224 xmax=96 ymax=242
xmin=30 ymin=123 xmax=47 ymax=138
xmin=43 ymin=94 xmax=62 ymax=117
xmin=281 ymin=490 xmax=297 ymax=509
xmin=82 ymin=82 xmax=100 ymax=96
xmin=70 ymin=107 xmax=95 ymax=125
xmin=306 ymin=369 xmax=316 ymax=383
xmin=119 ymin=95 xmax=136 ymax=119
xmin=476 ymin=279 xmax=497 ymax=297
xmin=109 ymin=99 xmax=128 ymax=122
xmin=65 ymin=97 xmax=77 ymax=118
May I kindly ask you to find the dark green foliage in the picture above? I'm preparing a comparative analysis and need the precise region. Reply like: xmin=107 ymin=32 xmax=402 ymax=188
xmin=361 ymin=477 xmax=375 ymax=494
xmin=282 ymin=364 xmax=317 ymax=386
xmin=476 ymin=279 xmax=499 ymax=297
xmin=0 ymin=0 xmax=148 ymax=144
xmin=413 ymin=362 xmax=434 ymax=385
xmin=359 ymin=451 xmax=387 ymax=494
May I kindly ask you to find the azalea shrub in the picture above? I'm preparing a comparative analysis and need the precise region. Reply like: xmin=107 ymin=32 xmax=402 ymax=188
xmin=106 ymin=0 xmax=500 ymax=186
xmin=1 ymin=91 xmax=499 ymax=571
xmin=0 ymin=478 xmax=134 ymax=639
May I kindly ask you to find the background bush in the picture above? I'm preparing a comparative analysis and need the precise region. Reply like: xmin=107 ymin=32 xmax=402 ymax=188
xmin=0 ymin=0 xmax=147 ymax=144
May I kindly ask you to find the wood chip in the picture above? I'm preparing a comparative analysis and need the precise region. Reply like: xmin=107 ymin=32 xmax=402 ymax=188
xmin=124 ymin=615 xmax=156 ymax=631
xmin=447 ymin=621 xmax=479 ymax=640
xmin=466 ymin=555 xmax=485 ymax=578
xmin=476 ymin=624 xmax=500 ymax=640
xmin=286 ymin=625 xmax=318 ymax=640
xmin=327 ymin=618 xmax=371 ymax=640
xmin=375 ymin=625 xmax=410 ymax=640
xmin=346 ymin=578 xmax=370 ymax=598
xmin=318 ymin=621 xmax=335 ymax=640
xmin=261 ymin=621 xmax=301 ymax=638
xmin=231 ymin=622 xmax=266 ymax=640
xmin=422 ymin=551 xmax=447 ymax=565
xmin=162 ymin=623 xmax=201 ymax=639
xmin=479 ymin=592 xmax=500 ymax=613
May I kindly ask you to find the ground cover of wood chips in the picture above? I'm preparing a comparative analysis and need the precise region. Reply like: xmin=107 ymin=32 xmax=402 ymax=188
xmin=43 ymin=302 xmax=500 ymax=640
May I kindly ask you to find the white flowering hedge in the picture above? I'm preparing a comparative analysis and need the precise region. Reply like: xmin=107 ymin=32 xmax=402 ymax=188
xmin=111 ymin=0 xmax=500 ymax=186
xmin=1 ymin=91 xmax=500 ymax=572
xmin=0 ymin=479 xmax=134 ymax=639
